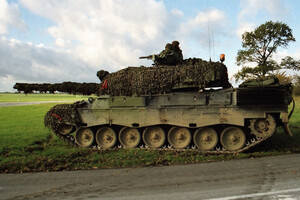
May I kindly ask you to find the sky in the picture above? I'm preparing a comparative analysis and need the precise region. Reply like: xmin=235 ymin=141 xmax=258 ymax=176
xmin=1 ymin=0 xmax=300 ymax=92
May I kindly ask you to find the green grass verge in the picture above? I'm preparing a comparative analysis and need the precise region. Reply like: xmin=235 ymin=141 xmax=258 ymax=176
xmin=0 ymin=93 xmax=93 ymax=102
xmin=0 ymin=99 xmax=299 ymax=173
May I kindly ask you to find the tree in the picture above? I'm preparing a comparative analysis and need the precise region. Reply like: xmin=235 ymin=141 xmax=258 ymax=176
xmin=235 ymin=21 xmax=300 ymax=81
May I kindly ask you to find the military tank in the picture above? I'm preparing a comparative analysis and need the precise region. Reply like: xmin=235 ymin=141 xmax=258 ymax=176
xmin=44 ymin=58 xmax=294 ymax=153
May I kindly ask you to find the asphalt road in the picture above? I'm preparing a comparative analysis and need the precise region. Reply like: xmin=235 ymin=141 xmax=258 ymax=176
xmin=1 ymin=154 xmax=300 ymax=200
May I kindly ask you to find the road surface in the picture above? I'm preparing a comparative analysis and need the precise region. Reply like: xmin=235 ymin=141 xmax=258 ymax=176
xmin=0 ymin=154 xmax=299 ymax=200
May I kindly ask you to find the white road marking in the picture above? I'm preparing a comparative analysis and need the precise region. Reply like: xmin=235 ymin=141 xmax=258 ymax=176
xmin=206 ymin=188 xmax=300 ymax=200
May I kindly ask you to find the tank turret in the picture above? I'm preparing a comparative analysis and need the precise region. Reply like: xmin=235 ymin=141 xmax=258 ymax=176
xmin=97 ymin=58 xmax=231 ymax=96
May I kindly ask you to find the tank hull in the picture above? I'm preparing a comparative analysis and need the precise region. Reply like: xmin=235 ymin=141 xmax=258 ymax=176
xmin=45 ymin=85 xmax=293 ymax=152
xmin=78 ymin=88 xmax=289 ymax=128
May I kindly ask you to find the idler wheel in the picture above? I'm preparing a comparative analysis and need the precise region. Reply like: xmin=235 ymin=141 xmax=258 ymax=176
xmin=193 ymin=127 xmax=218 ymax=150
xmin=96 ymin=127 xmax=117 ymax=149
xmin=119 ymin=127 xmax=141 ymax=148
xmin=220 ymin=126 xmax=246 ymax=151
xmin=168 ymin=127 xmax=191 ymax=149
xmin=75 ymin=128 xmax=94 ymax=148
xmin=57 ymin=123 xmax=74 ymax=135
xmin=143 ymin=126 xmax=166 ymax=149
xmin=249 ymin=114 xmax=276 ymax=138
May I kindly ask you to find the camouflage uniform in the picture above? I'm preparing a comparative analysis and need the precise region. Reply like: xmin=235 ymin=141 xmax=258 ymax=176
xmin=172 ymin=41 xmax=183 ymax=64
xmin=153 ymin=43 xmax=178 ymax=65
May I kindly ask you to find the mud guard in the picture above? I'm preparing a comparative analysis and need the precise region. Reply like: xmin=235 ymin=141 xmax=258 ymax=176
xmin=282 ymin=97 xmax=295 ymax=137
xmin=288 ymin=98 xmax=295 ymax=120
xmin=283 ymin=122 xmax=293 ymax=137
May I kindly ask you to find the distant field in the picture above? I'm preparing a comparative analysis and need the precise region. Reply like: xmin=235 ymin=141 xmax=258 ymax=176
xmin=0 ymin=95 xmax=299 ymax=173
xmin=0 ymin=93 xmax=93 ymax=102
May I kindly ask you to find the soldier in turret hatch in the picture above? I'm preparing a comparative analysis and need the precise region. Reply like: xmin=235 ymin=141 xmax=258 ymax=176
xmin=139 ymin=43 xmax=181 ymax=66
xmin=172 ymin=41 xmax=183 ymax=64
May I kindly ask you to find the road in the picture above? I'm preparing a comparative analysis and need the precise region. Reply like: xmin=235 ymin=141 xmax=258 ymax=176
xmin=0 ymin=154 xmax=300 ymax=200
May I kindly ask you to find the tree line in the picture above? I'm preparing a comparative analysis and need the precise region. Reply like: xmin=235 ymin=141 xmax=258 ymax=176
xmin=13 ymin=82 xmax=100 ymax=95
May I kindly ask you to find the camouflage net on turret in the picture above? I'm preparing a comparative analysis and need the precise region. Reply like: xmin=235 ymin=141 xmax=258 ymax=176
xmin=98 ymin=58 xmax=231 ymax=96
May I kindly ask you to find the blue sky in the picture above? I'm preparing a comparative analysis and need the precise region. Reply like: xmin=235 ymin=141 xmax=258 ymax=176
xmin=1 ymin=0 xmax=300 ymax=92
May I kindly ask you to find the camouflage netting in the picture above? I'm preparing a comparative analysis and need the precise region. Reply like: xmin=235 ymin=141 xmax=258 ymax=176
xmin=239 ymin=76 xmax=281 ymax=87
xmin=97 ymin=58 xmax=231 ymax=96
xmin=44 ymin=103 xmax=82 ymax=131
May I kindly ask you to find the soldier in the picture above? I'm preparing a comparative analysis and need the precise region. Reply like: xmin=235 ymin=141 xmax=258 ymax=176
xmin=140 ymin=43 xmax=180 ymax=65
xmin=153 ymin=43 xmax=178 ymax=65
xmin=172 ymin=40 xmax=183 ymax=64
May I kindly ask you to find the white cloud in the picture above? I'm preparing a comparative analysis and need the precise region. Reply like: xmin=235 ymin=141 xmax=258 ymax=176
xmin=0 ymin=75 xmax=19 ymax=92
xmin=0 ymin=36 xmax=97 ymax=91
xmin=236 ymin=0 xmax=289 ymax=38
xmin=236 ymin=22 xmax=255 ymax=39
xmin=20 ymin=0 xmax=170 ymax=68
xmin=176 ymin=8 xmax=228 ymax=57
xmin=239 ymin=0 xmax=287 ymax=17
xmin=1 ymin=0 xmax=178 ymax=91
xmin=55 ymin=38 xmax=65 ymax=47
xmin=276 ymin=50 xmax=300 ymax=61
xmin=184 ymin=9 xmax=225 ymax=29
xmin=0 ymin=0 xmax=27 ymax=34
xmin=171 ymin=9 xmax=184 ymax=17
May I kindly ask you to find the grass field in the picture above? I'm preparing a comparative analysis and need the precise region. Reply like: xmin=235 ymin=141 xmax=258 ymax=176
xmin=0 ymin=94 xmax=299 ymax=173
xmin=0 ymin=93 xmax=92 ymax=102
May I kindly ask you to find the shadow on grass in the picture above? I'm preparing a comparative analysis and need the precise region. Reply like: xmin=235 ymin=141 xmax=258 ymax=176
xmin=245 ymin=127 xmax=300 ymax=154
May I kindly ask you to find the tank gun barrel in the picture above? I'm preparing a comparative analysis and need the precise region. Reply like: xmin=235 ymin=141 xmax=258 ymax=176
xmin=139 ymin=55 xmax=153 ymax=59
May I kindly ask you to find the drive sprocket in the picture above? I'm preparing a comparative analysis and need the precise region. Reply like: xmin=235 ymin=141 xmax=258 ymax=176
xmin=249 ymin=114 xmax=276 ymax=138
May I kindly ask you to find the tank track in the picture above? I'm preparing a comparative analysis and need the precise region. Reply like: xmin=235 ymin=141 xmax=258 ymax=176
xmin=50 ymin=120 xmax=273 ymax=154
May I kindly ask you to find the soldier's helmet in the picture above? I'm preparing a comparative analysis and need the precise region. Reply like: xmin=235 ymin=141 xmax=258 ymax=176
xmin=165 ymin=43 xmax=173 ymax=50
xmin=172 ymin=41 xmax=180 ymax=47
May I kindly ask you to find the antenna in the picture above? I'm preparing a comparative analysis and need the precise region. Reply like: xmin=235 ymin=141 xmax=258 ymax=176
xmin=207 ymin=15 xmax=211 ymax=61
xmin=206 ymin=1 xmax=215 ymax=61
xmin=211 ymin=17 xmax=215 ymax=61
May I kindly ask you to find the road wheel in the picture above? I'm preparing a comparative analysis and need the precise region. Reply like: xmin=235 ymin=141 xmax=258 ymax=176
xmin=193 ymin=127 xmax=218 ymax=150
xmin=119 ymin=127 xmax=141 ymax=148
xmin=75 ymin=128 xmax=94 ymax=148
xmin=95 ymin=127 xmax=117 ymax=149
xmin=57 ymin=123 xmax=74 ymax=135
xmin=168 ymin=127 xmax=191 ymax=149
xmin=220 ymin=126 xmax=245 ymax=151
xmin=143 ymin=126 xmax=166 ymax=148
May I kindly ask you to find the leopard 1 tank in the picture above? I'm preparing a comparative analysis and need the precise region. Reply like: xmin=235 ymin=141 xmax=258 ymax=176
xmin=44 ymin=58 xmax=294 ymax=153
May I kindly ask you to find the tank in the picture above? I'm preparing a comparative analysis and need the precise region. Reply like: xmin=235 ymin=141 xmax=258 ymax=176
xmin=44 ymin=59 xmax=294 ymax=153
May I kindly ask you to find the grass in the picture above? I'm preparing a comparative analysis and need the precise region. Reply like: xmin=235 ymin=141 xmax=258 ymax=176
xmin=0 ymin=94 xmax=299 ymax=173
xmin=0 ymin=93 xmax=93 ymax=102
